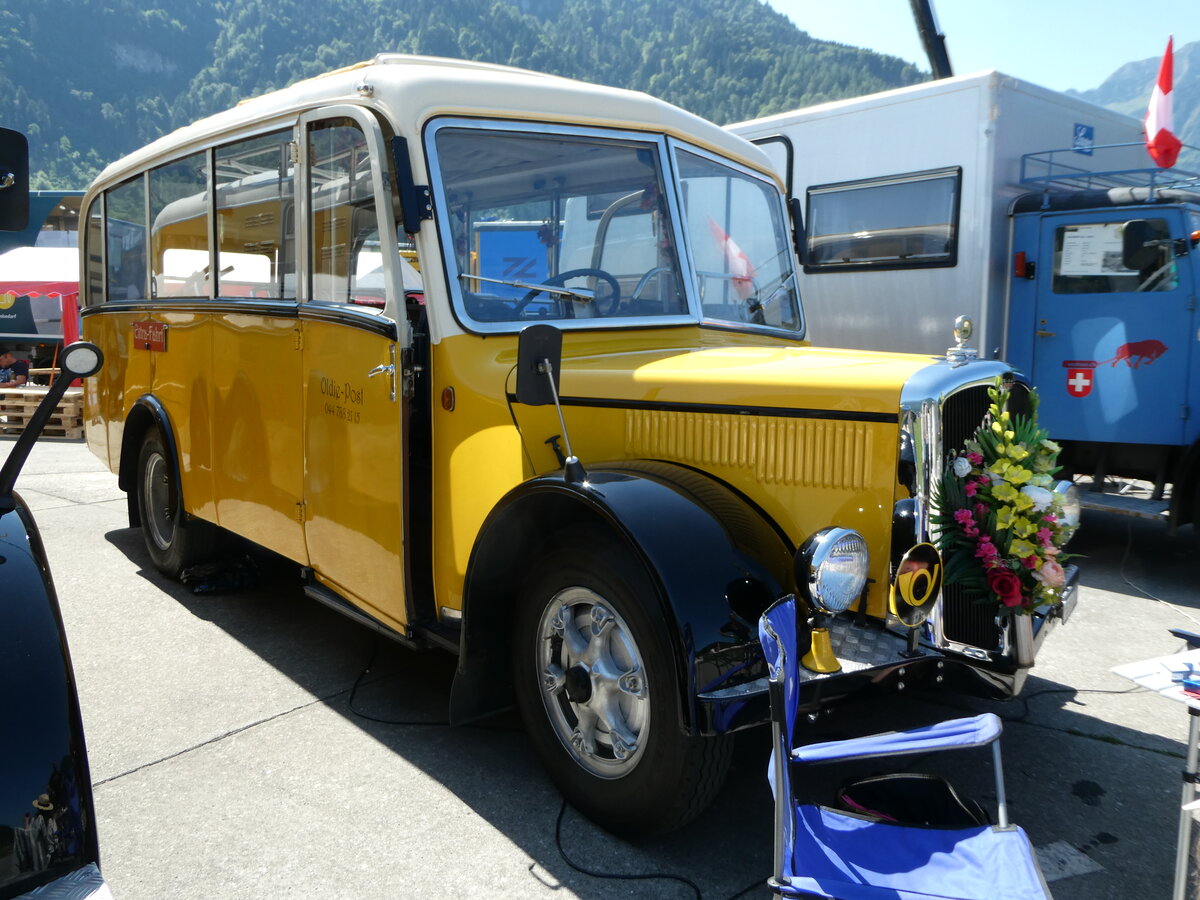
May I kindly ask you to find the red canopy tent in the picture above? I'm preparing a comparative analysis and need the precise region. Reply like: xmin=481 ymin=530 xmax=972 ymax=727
xmin=0 ymin=247 xmax=81 ymax=345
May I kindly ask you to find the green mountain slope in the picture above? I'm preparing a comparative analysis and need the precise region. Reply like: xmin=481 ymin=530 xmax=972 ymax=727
xmin=0 ymin=0 xmax=925 ymax=188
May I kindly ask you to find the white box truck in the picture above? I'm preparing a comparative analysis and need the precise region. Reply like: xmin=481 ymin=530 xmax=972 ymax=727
xmin=729 ymin=70 xmax=1146 ymax=357
xmin=731 ymin=71 xmax=1200 ymax=527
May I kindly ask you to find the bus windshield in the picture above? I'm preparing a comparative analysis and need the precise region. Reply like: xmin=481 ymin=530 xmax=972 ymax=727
xmin=430 ymin=121 xmax=802 ymax=335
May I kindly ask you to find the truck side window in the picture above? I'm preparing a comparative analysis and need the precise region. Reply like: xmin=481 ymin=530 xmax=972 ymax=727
xmin=1052 ymin=219 xmax=1176 ymax=294
xmin=805 ymin=168 xmax=960 ymax=271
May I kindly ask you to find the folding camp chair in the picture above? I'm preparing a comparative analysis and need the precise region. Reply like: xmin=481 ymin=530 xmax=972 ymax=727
xmin=758 ymin=595 xmax=1052 ymax=899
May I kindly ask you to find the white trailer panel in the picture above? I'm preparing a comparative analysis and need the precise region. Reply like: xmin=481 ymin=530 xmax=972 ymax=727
xmin=730 ymin=71 xmax=1145 ymax=356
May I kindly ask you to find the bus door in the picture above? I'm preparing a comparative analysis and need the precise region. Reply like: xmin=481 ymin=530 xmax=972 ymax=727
xmin=297 ymin=109 xmax=411 ymax=630
xmin=204 ymin=131 xmax=307 ymax=562
xmin=1027 ymin=209 xmax=1195 ymax=447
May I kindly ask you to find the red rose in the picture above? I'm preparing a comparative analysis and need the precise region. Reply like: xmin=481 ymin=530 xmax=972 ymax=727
xmin=987 ymin=568 xmax=1025 ymax=608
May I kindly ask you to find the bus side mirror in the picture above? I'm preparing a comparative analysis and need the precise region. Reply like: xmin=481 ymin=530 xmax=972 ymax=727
xmin=60 ymin=341 xmax=104 ymax=379
xmin=1122 ymin=219 xmax=1166 ymax=270
xmin=0 ymin=127 xmax=29 ymax=233
xmin=515 ymin=324 xmax=562 ymax=407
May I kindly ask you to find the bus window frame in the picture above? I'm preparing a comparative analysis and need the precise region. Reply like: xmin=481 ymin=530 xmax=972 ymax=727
xmin=297 ymin=104 xmax=407 ymax=344
xmin=84 ymin=106 xmax=406 ymax=344
xmin=424 ymin=116 xmax=701 ymax=337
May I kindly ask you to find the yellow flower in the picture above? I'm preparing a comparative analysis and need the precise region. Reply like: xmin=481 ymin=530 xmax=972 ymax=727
xmin=1006 ymin=466 xmax=1032 ymax=485
xmin=1010 ymin=538 xmax=1038 ymax=559
xmin=1012 ymin=516 xmax=1037 ymax=538
xmin=990 ymin=458 xmax=1012 ymax=477
xmin=1012 ymin=491 xmax=1035 ymax=512
xmin=996 ymin=506 xmax=1015 ymax=531
xmin=988 ymin=482 xmax=1017 ymax=504
xmin=1006 ymin=444 xmax=1030 ymax=461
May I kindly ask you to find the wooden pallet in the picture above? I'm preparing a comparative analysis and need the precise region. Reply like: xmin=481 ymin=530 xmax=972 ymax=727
xmin=0 ymin=387 xmax=84 ymax=439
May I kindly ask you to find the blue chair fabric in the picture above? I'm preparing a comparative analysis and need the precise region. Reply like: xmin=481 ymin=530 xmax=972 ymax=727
xmin=758 ymin=595 xmax=1052 ymax=900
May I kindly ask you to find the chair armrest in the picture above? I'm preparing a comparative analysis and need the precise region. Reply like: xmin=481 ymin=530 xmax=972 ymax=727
xmin=791 ymin=712 xmax=1002 ymax=764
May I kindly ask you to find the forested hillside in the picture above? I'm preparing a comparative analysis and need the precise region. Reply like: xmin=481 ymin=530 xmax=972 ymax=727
xmin=1 ymin=0 xmax=926 ymax=188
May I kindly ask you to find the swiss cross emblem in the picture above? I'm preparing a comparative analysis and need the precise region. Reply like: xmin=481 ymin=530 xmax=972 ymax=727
xmin=1063 ymin=360 xmax=1097 ymax=398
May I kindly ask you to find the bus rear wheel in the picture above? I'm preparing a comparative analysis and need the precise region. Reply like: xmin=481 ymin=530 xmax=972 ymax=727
xmin=512 ymin=536 xmax=732 ymax=838
xmin=136 ymin=430 xmax=218 ymax=578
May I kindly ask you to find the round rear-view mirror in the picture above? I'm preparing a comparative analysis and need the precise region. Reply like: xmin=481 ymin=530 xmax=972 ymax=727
xmin=60 ymin=341 xmax=103 ymax=379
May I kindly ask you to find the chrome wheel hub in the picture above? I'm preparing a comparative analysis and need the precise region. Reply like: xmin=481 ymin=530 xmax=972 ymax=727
xmin=142 ymin=451 xmax=175 ymax=551
xmin=535 ymin=586 xmax=649 ymax=778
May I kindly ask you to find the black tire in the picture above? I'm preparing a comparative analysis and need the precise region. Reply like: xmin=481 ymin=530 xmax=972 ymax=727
xmin=135 ymin=429 xmax=219 ymax=578
xmin=512 ymin=536 xmax=732 ymax=838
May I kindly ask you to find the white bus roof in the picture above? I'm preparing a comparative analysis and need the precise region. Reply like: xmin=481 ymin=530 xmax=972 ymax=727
xmin=93 ymin=54 xmax=772 ymax=187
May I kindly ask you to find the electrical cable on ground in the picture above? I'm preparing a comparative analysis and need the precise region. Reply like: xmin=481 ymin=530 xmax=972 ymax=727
xmin=345 ymin=635 xmax=770 ymax=898
xmin=1118 ymin=519 xmax=1200 ymax=628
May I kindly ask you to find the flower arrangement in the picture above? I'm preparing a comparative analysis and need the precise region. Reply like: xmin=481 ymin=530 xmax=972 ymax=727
xmin=931 ymin=378 xmax=1078 ymax=615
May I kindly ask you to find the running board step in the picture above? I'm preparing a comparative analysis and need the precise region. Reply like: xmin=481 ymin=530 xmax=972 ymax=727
xmin=302 ymin=582 xmax=421 ymax=650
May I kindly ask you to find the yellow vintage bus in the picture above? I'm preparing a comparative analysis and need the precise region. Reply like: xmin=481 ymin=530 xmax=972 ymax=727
xmin=79 ymin=54 xmax=1077 ymax=837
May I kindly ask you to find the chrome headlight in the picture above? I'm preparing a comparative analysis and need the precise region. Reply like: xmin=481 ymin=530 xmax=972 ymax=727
xmin=795 ymin=527 xmax=869 ymax=615
xmin=1052 ymin=480 xmax=1081 ymax=529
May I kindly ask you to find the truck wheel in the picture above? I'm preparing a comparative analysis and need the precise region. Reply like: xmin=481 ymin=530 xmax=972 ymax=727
xmin=512 ymin=537 xmax=732 ymax=838
xmin=136 ymin=430 xmax=217 ymax=578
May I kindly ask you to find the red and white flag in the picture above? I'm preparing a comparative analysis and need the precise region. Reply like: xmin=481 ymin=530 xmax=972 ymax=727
xmin=1145 ymin=36 xmax=1183 ymax=168
xmin=706 ymin=217 xmax=756 ymax=300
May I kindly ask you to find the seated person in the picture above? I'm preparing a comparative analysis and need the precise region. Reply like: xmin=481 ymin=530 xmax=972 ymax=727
xmin=0 ymin=349 xmax=29 ymax=387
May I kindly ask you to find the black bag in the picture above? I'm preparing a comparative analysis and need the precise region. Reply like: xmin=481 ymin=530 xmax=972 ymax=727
xmin=836 ymin=773 xmax=989 ymax=829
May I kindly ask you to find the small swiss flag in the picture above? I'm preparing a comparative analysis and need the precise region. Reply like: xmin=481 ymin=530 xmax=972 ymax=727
xmin=1066 ymin=368 xmax=1093 ymax=398
xmin=1145 ymin=36 xmax=1183 ymax=168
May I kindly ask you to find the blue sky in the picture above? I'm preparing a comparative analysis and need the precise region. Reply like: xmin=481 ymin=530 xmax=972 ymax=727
xmin=763 ymin=0 xmax=1197 ymax=93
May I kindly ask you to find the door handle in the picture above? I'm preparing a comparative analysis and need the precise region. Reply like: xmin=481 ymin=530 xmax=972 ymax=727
xmin=1035 ymin=329 xmax=1056 ymax=338
xmin=368 ymin=344 xmax=399 ymax=402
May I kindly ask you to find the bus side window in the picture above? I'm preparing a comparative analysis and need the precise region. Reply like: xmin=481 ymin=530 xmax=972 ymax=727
xmin=84 ymin=200 xmax=104 ymax=306
xmin=216 ymin=131 xmax=294 ymax=300
xmin=308 ymin=118 xmax=379 ymax=308
xmin=150 ymin=153 xmax=209 ymax=299
xmin=105 ymin=176 xmax=148 ymax=301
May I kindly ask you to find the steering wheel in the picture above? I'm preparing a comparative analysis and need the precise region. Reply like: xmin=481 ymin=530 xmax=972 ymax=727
xmin=515 ymin=268 xmax=621 ymax=316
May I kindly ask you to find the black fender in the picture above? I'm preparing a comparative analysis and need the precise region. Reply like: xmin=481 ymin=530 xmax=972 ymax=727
xmin=452 ymin=460 xmax=794 ymax=735
xmin=0 ymin=500 xmax=101 ymax=880
xmin=118 ymin=395 xmax=181 ymax=528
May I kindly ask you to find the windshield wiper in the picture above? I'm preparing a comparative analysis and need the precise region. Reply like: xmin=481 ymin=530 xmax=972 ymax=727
xmin=460 ymin=273 xmax=594 ymax=304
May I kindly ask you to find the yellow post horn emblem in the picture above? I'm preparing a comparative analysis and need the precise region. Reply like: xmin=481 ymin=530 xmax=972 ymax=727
xmin=889 ymin=542 xmax=943 ymax=628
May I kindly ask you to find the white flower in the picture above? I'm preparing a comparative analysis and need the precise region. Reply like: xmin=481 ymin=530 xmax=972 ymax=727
xmin=1029 ymin=473 xmax=1053 ymax=488
xmin=1020 ymin=484 xmax=1053 ymax=512
xmin=952 ymin=456 xmax=972 ymax=478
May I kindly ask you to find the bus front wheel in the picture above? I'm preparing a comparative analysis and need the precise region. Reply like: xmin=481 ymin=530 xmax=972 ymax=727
xmin=135 ymin=430 xmax=217 ymax=578
xmin=512 ymin=535 xmax=732 ymax=838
